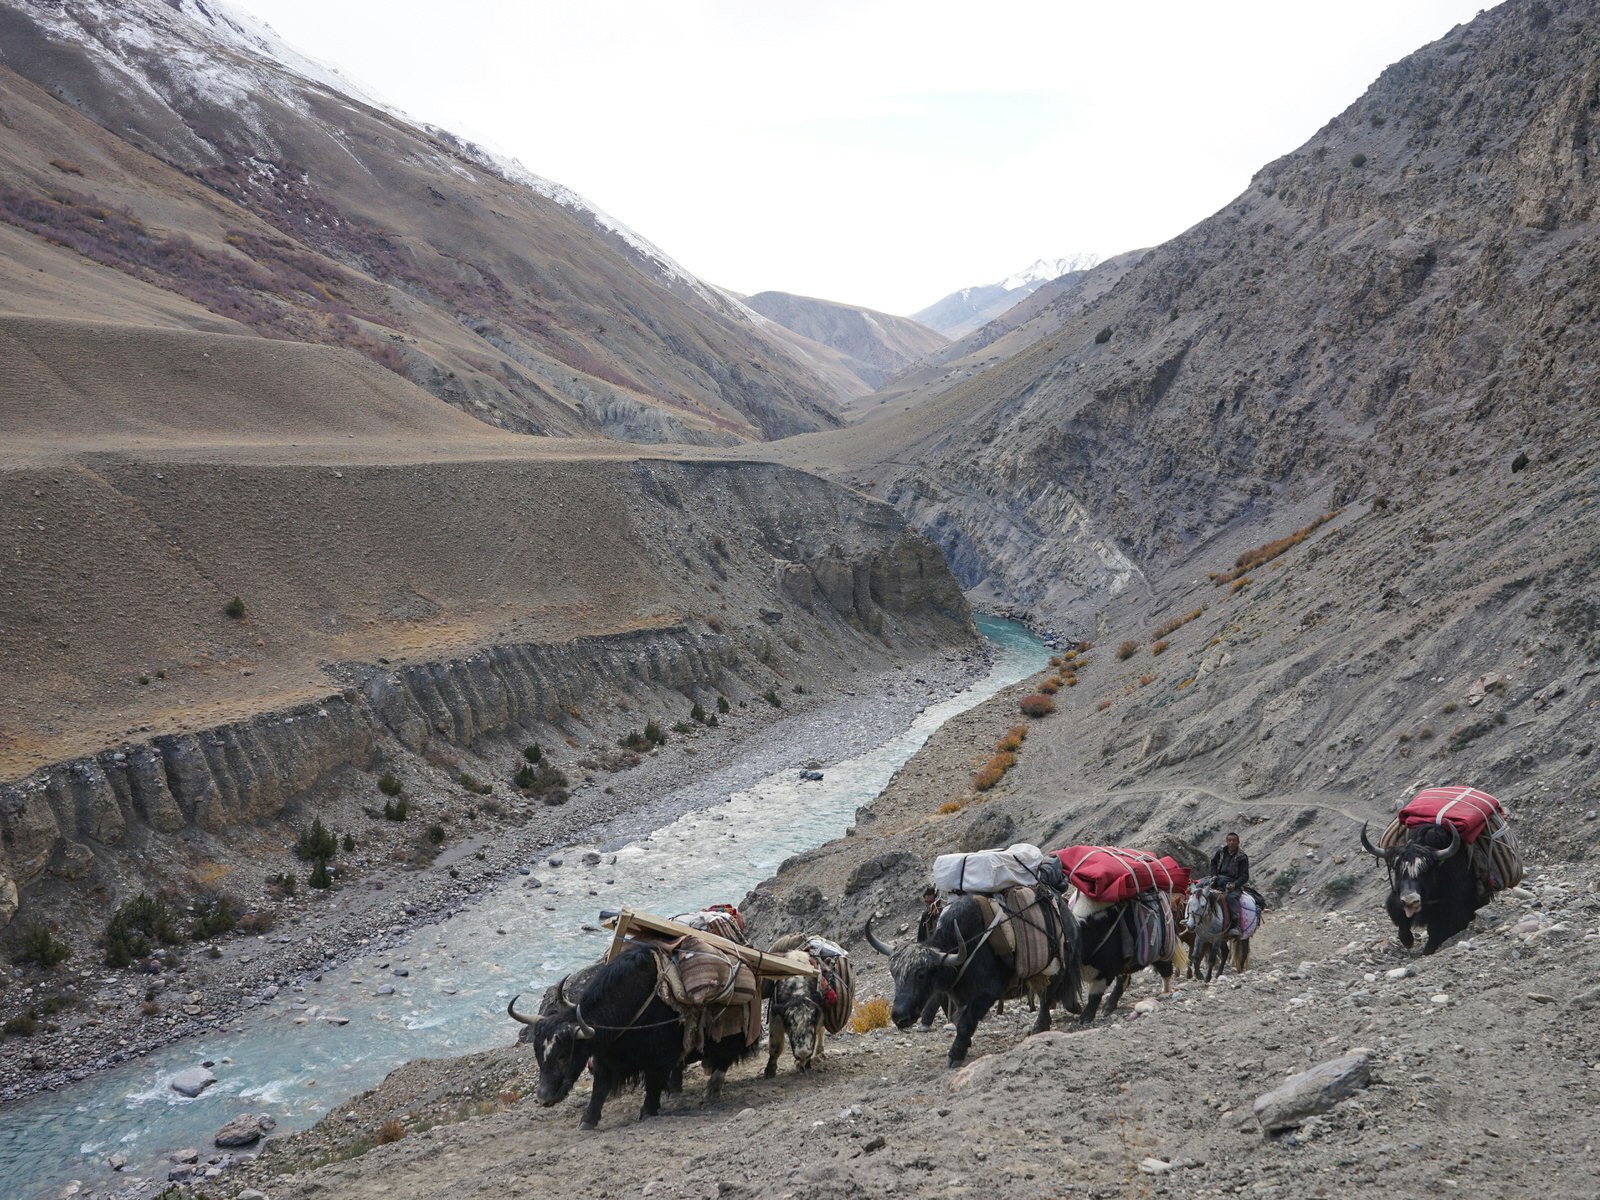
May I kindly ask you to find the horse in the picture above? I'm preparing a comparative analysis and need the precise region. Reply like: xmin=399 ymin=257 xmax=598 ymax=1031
xmin=1183 ymin=878 xmax=1254 ymax=982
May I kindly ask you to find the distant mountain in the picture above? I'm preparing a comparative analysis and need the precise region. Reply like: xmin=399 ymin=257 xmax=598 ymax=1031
xmin=912 ymin=255 xmax=1099 ymax=339
xmin=740 ymin=292 xmax=948 ymax=394
xmin=0 ymin=0 xmax=843 ymax=443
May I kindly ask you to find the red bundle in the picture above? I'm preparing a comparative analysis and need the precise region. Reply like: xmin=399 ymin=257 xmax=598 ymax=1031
xmin=1397 ymin=786 xmax=1504 ymax=845
xmin=1052 ymin=846 xmax=1191 ymax=904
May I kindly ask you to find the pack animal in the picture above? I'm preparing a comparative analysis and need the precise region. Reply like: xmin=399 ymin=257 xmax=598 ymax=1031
xmin=1071 ymin=891 xmax=1178 ymax=1021
xmin=1361 ymin=820 xmax=1480 ymax=953
xmin=761 ymin=934 xmax=852 ymax=1077
xmin=866 ymin=886 xmax=1081 ymax=1066
xmin=1183 ymin=879 xmax=1253 ymax=982
xmin=507 ymin=945 xmax=755 ymax=1129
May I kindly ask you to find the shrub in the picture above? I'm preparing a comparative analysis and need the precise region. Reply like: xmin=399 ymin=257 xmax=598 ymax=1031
xmin=717 ymin=696 xmax=731 ymax=715
xmin=516 ymin=762 xmax=569 ymax=798
xmin=295 ymin=817 xmax=338 ymax=862
xmin=672 ymin=721 xmax=695 ymax=735
xmin=1018 ymin=694 xmax=1056 ymax=718
xmin=377 ymin=772 xmax=403 ymax=797
xmin=997 ymin=725 xmax=1027 ymax=753
xmin=104 ymin=894 xmax=183 ymax=968
xmin=377 ymin=1118 xmax=406 ymax=1145
xmin=383 ymin=798 xmax=409 ymax=821
xmin=617 ymin=731 xmax=648 ymax=752
xmin=1231 ymin=577 xmax=1251 ymax=592
xmin=1139 ymin=675 xmax=1155 ymax=687
xmin=848 ymin=996 xmax=891 ymax=1033
xmin=522 ymin=744 xmax=543 ymax=763
xmin=937 ymin=800 xmax=965 ymax=815
xmin=4 ymin=1012 xmax=38 ymax=1037
xmin=1271 ymin=867 xmax=1299 ymax=894
xmin=690 ymin=701 xmax=707 ymax=724
xmin=1151 ymin=640 xmax=1169 ymax=656
xmin=456 ymin=772 xmax=491 ymax=795
xmin=1321 ymin=875 xmax=1358 ymax=899
xmin=973 ymin=751 xmax=1017 ymax=792
xmin=1442 ymin=701 xmax=1458 ymax=714
xmin=238 ymin=909 xmax=276 ymax=935
xmin=1350 ymin=153 xmax=1367 ymax=168
xmin=343 ymin=833 xmax=356 ymax=853
xmin=1211 ymin=513 xmax=1340 ymax=585
xmin=223 ymin=596 xmax=246 ymax=620
xmin=427 ymin=823 xmax=446 ymax=845
xmin=1117 ymin=641 xmax=1139 ymax=661
xmin=1153 ymin=609 xmax=1205 ymax=639
xmin=189 ymin=895 xmax=238 ymax=939
xmin=1094 ymin=326 xmax=1113 ymax=344
xmin=1038 ymin=678 xmax=1061 ymax=695
xmin=763 ymin=689 xmax=782 ymax=708
xmin=1096 ymin=698 xmax=1113 ymax=712
xmin=49 ymin=158 xmax=84 ymax=175
xmin=308 ymin=857 xmax=332 ymax=889
xmin=268 ymin=871 xmax=298 ymax=898
xmin=14 ymin=924 xmax=71 ymax=969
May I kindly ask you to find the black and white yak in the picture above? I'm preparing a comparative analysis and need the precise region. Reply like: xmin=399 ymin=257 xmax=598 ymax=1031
xmin=1360 ymin=820 xmax=1480 ymax=954
xmin=866 ymin=887 xmax=1082 ymax=1067
xmin=760 ymin=933 xmax=853 ymax=1077
xmin=507 ymin=945 xmax=756 ymax=1129
xmin=1071 ymin=890 xmax=1182 ymax=1021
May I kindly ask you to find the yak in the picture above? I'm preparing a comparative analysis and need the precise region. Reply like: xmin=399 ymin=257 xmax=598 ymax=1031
xmin=1361 ymin=820 xmax=1480 ymax=954
xmin=1071 ymin=891 xmax=1179 ymax=1021
xmin=507 ymin=945 xmax=755 ymax=1129
xmin=866 ymin=886 xmax=1081 ymax=1067
xmin=761 ymin=934 xmax=854 ymax=1077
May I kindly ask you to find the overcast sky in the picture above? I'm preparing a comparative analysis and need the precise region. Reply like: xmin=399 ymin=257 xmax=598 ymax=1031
xmin=234 ymin=0 xmax=1492 ymax=316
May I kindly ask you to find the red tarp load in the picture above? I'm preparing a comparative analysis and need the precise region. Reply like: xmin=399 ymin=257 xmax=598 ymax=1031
xmin=1051 ymin=846 xmax=1191 ymax=904
xmin=1397 ymin=786 xmax=1505 ymax=844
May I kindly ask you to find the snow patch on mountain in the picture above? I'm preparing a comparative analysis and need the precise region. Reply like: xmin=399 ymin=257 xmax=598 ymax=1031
xmin=997 ymin=254 xmax=1100 ymax=292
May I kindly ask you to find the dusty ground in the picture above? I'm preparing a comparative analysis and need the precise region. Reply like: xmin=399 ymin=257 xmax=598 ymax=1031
xmin=188 ymin=659 xmax=1600 ymax=1200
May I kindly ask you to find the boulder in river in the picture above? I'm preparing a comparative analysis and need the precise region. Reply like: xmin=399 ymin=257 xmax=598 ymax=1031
xmin=170 ymin=1067 xmax=217 ymax=1098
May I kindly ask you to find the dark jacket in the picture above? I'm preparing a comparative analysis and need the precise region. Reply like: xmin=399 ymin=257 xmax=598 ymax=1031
xmin=1210 ymin=848 xmax=1250 ymax=890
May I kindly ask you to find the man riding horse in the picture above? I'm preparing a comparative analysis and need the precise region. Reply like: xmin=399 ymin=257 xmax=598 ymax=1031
xmin=1210 ymin=832 xmax=1250 ymax=936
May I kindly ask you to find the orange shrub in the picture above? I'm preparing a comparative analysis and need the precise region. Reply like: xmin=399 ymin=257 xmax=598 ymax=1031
xmin=1019 ymin=694 xmax=1057 ymax=718
xmin=1038 ymin=678 xmax=1061 ymax=695
xmin=937 ymin=799 xmax=964 ymax=815
xmin=849 ymin=996 xmax=892 ymax=1033
xmin=1117 ymin=640 xmax=1139 ymax=660
xmin=1151 ymin=639 xmax=1169 ymax=656
xmin=1139 ymin=674 xmax=1154 ymax=687
xmin=1097 ymin=698 xmax=1113 ymax=712
xmin=997 ymin=725 xmax=1028 ymax=753
xmin=1062 ymin=674 xmax=1079 ymax=687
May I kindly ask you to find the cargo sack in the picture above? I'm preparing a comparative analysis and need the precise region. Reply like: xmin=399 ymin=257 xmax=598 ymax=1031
xmin=1053 ymin=846 xmax=1191 ymax=904
xmin=1130 ymin=891 xmax=1178 ymax=965
xmin=672 ymin=909 xmax=748 ymax=945
xmin=933 ymin=843 xmax=1051 ymax=894
xmin=805 ymin=936 xmax=855 ymax=1035
xmin=973 ymin=886 xmax=1069 ymax=983
xmin=657 ymin=936 xmax=761 ymax=1053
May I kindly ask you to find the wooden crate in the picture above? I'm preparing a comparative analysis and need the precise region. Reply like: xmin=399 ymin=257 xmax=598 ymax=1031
xmin=604 ymin=908 xmax=816 ymax=979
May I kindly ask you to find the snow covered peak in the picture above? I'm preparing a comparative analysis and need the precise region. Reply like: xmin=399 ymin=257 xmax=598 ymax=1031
xmin=167 ymin=0 xmax=384 ymax=107
xmin=997 ymin=255 xmax=1100 ymax=292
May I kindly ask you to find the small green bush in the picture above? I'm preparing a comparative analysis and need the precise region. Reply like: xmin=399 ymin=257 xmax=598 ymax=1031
xmin=377 ymin=772 xmax=403 ymax=797
xmin=4 ymin=1012 xmax=38 ymax=1037
xmin=1094 ymin=326 xmax=1113 ymax=344
xmin=672 ymin=721 xmax=695 ymax=735
xmin=1350 ymin=153 xmax=1367 ymax=168
xmin=644 ymin=719 xmax=666 ymax=745
xmin=618 ymin=731 xmax=648 ymax=752
xmin=383 ymin=798 xmax=409 ymax=821
xmin=14 ymin=924 xmax=71 ymax=969
xmin=308 ymin=857 xmax=332 ymax=889
xmin=717 ymin=696 xmax=730 ymax=714
xmin=522 ymin=744 xmax=543 ymax=763
xmin=343 ymin=833 xmax=356 ymax=853
xmin=104 ymin=894 xmax=183 ymax=968
xmin=690 ymin=701 xmax=707 ymax=724
xmin=427 ymin=823 xmax=445 ymax=845
xmin=1321 ymin=875 xmax=1358 ymax=899
xmin=223 ymin=596 xmax=246 ymax=620
xmin=295 ymin=817 xmax=338 ymax=862
xmin=269 ymin=871 xmax=298 ymax=897
xmin=763 ymin=689 xmax=782 ymax=708
xmin=1271 ymin=867 xmax=1300 ymax=894
xmin=190 ymin=895 xmax=238 ymax=940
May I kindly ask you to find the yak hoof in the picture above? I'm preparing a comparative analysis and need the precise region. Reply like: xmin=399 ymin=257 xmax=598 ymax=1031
xmin=763 ymin=1062 xmax=777 ymax=1079
xmin=579 ymin=1120 xmax=597 ymax=1132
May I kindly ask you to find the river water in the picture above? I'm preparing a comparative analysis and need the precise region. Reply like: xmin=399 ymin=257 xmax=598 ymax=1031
xmin=2 ymin=617 xmax=1047 ymax=1198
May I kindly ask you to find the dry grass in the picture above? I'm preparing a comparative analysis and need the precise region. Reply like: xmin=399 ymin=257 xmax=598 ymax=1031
xmin=1150 ymin=639 xmax=1169 ymax=656
xmin=937 ymin=799 xmax=964 ymax=815
xmin=1139 ymin=674 xmax=1155 ymax=687
xmin=997 ymin=724 xmax=1028 ymax=753
xmin=973 ymin=750 xmax=1018 ymax=791
xmin=1018 ymin=693 xmax=1057 ymax=718
xmin=1210 ymin=511 xmax=1341 ymax=585
xmin=849 ymin=996 xmax=891 ymax=1033
xmin=376 ymin=1118 xmax=406 ymax=1145
xmin=1038 ymin=677 xmax=1061 ymax=695
xmin=1117 ymin=640 xmax=1139 ymax=660
xmin=1097 ymin=698 xmax=1113 ymax=712
xmin=1153 ymin=608 xmax=1205 ymax=639
xmin=1231 ymin=576 xmax=1251 ymax=592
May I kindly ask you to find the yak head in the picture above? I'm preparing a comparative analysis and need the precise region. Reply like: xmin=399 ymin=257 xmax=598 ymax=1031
xmin=1361 ymin=821 xmax=1460 ymax=917
xmin=771 ymin=976 xmax=823 ymax=1069
xmin=866 ymin=912 xmax=961 ymax=1030
xmin=509 ymin=978 xmax=594 ymax=1107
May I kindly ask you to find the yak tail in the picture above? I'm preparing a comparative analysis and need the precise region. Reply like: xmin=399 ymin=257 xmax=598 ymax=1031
xmin=1170 ymin=937 xmax=1190 ymax=977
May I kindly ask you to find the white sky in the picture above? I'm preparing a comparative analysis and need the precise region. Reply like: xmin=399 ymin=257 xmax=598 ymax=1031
xmin=232 ymin=0 xmax=1493 ymax=316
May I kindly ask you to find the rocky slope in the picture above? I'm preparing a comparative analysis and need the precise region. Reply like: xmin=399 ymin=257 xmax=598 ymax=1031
xmin=0 ymin=0 xmax=845 ymax=443
xmin=740 ymin=291 xmax=948 ymax=394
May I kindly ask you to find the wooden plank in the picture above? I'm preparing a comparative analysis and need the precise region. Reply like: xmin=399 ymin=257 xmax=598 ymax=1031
xmin=603 ymin=908 xmax=816 ymax=978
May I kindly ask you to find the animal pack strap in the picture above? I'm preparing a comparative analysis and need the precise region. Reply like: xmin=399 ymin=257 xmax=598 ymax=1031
xmin=948 ymin=898 xmax=1011 ymax=988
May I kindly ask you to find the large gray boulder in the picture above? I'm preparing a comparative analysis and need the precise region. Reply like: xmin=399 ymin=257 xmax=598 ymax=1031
xmin=1253 ymin=1053 xmax=1371 ymax=1133
xmin=169 ymin=1067 xmax=217 ymax=1098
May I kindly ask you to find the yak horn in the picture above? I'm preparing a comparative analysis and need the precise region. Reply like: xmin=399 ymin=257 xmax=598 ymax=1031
xmin=507 ymin=994 xmax=537 ymax=1026
xmin=864 ymin=914 xmax=895 ymax=956
xmin=1427 ymin=821 xmax=1462 ymax=862
xmin=1359 ymin=822 xmax=1394 ymax=860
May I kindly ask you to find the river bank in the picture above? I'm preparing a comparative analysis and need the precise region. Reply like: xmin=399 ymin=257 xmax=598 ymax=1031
xmin=0 ymin=641 xmax=987 ymax=1111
